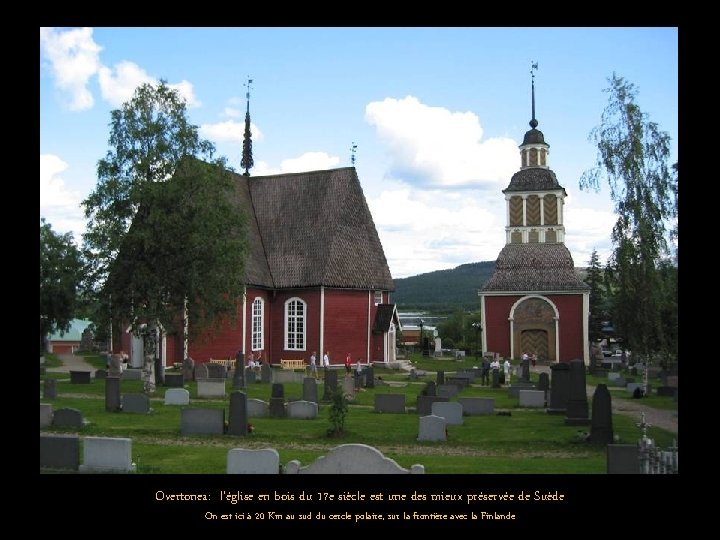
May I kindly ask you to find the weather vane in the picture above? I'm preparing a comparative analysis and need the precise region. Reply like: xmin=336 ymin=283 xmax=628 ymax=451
xmin=244 ymin=77 xmax=253 ymax=102
xmin=351 ymin=142 xmax=357 ymax=166
xmin=530 ymin=62 xmax=539 ymax=128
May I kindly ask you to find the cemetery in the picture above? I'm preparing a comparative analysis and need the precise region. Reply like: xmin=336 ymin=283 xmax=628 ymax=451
xmin=40 ymin=352 xmax=677 ymax=474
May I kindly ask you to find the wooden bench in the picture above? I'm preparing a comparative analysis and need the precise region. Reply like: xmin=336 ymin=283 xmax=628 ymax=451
xmin=209 ymin=358 xmax=236 ymax=369
xmin=280 ymin=359 xmax=305 ymax=370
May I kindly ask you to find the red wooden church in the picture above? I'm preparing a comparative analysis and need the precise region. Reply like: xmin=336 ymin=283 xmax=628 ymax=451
xmin=479 ymin=74 xmax=589 ymax=364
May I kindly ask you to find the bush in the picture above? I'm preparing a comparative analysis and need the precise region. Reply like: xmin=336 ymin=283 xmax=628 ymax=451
xmin=327 ymin=388 xmax=349 ymax=437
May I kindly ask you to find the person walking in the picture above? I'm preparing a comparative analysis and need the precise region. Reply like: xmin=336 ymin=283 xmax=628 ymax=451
xmin=345 ymin=353 xmax=352 ymax=375
xmin=309 ymin=351 xmax=318 ymax=379
xmin=503 ymin=358 xmax=511 ymax=386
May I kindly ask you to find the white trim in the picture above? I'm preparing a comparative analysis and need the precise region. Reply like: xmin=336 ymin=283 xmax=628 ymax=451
xmin=251 ymin=297 xmax=264 ymax=351
xmin=480 ymin=295 xmax=487 ymax=353
xmin=582 ymin=290 xmax=590 ymax=366
xmin=508 ymin=295 xmax=561 ymax=362
xmin=242 ymin=289 xmax=247 ymax=356
xmin=284 ymin=297 xmax=307 ymax=351
xmin=320 ymin=286 xmax=325 ymax=358
xmin=367 ymin=290 xmax=372 ymax=363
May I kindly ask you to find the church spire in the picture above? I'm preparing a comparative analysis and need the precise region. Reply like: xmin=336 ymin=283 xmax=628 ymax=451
xmin=241 ymin=77 xmax=254 ymax=177
xmin=530 ymin=61 xmax=538 ymax=129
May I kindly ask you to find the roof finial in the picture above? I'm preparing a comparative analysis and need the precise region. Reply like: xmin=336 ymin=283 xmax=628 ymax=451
xmin=241 ymin=76 xmax=254 ymax=177
xmin=350 ymin=142 xmax=357 ymax=166
xmin=530 ymin=61 xmax=538 ymax=129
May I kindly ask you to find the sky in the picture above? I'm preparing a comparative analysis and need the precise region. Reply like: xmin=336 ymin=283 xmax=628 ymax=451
xmin=40 ymin=27 xmax=678 ymax=279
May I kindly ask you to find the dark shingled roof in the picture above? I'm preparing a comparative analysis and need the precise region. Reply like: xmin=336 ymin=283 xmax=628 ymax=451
xmin=372 ymin=303 xmax=400 ymax=334
xmin=481 ymin=243 xmax=589 ymax=292
xmin=503 ymin=168 xmax=566 ymax=193
xmin=232 ymin=167 xmax=394 ymax=291
xmin=522 ymin=128 xmax=547 ymax=146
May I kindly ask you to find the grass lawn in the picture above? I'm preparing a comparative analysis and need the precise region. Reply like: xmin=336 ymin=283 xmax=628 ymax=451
xmin=40 ymin=359 xmax=676 ymax=474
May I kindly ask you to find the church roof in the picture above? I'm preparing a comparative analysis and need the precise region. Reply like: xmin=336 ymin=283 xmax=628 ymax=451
xmin=234 ymin=167 xmax=394 ymax=291
xmin=503 ymin=168 xmax=566 ymax=193
xmin=481 ymin=243 xmax=589 ymax=293
xmin=522 ymin=128 xmax=546 ymax=146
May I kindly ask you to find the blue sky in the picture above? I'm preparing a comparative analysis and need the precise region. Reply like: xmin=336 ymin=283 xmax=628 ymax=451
xmin=40 ymin=27 xmax=678 ymax=279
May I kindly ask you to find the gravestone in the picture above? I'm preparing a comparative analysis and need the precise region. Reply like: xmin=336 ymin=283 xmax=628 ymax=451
xmin=109 ymin=354 xmax=124 ymax=377
xmin=322 ymin=370 xmax=338 ymax=401
xmin=374 ymin=394 xmax=406 ymax=413
xmin=284 ymin=444 xmax=425 ymax=474
xmin=247 ymin=398 xmax=269 ymax=417
xmin=589 ymin=384 xmax=614 ymax=444
xmin=437 ymin=384 xmax=459 ymax=398
xmin=271 ymin=383 xmax=285 ymax=399
xmin=123 ymin=393 xmax=151 ymax=414
xmin=457 ymin=397 xmax=495 ymax=416
xmin=228 ymin=391 xmax=249 ymax=436
xmin=40 ymin=403 xmax=53 ymax=428
xmin=409 ymin=369 xmax=418 ymax=381
xmin=302 ymin=378 xmax=318 ymax=403
xmin=52 ymin=407 xmax=84 ymax=428
xmin=95 ymin=369 xmax=107 ymax=379
xmin=416 ymin=396 xmax=449 ymax=416
xmin=206 ymin=363 xmax=227 ymax=379
xmin=607 ymin=372 xmax=622 ymax=382
xmin=261 ymin=363 xmax=272 ymax=383
xmin=195 ymin=363 xmax=209 ymax=380
xmin=105 ymin=377 xmax=121 ymax=412
xmin=269 ymin=397 xmax=286 ymax=418
xmin=80 ymin=437 xmax=135 ymax=473
xmin=245 ymin=367 xmax=257 ymax=385
xmin=431 ymin=401 xmax=463 ymax=425
xmin=365 ymin=366 xmax=375 ymax=388
xmin=273 ymin=371 xmax=305 ymax=384
xmin=182 ymin=356 xmax=195 ymax=381
xmin=492 ymin=368 xmax=500 ymax=388
xmin=40 ymin=434 xmax=79 ymax=471
xmin=436 ymin=370 xmax=445 ymax=386
xmin=423 ymin=381 xmax=437 ymax=397
xmin=70 ymin=371 xmax=91 ymax=384
xmin=520 ymin=358 xmax=530 ymax=383
xmin=288 ymin=400 xmax=319 ymax=419
xmin=197 ymin=378 xmax=226 ymax=399
xmin=609 ymin=377 xmax=627 ymax=388
xmin=143 ymin=354 xmax=156 ymax=394
xmin=354 ymin=371 xmax=363 ymax=390
xmin=547 ymin=362 xmax=570 ymax=414
xmin=43 ymin=378 xmax=57 ymax=400
xmin=417 ymin=415 xmax=447 ymax=441
xmin=164 ymin=373 xmax=184 ymax=388
xmin=122 ymin=369 xmax=143 ymax=380
xmin=607 ymin=444 xmax=640 ymax=474
xmin=342 ymin=377 xmax=355 ymax=397
xmin=164 ymin=388 xmax=190 ymax=405
xmin=227 ymin=448 xmax=280 ymax=474
xmin=232 ymin=363 xmax=246 ymax=389
xmin=537 ymin=372 xmax=550 ymax=394
xmin=508 ymin=384 xmax=536 ymax=399
xmin=519 ymin=390 xmax=545 ymax=408
xmin=180 ymin=408 xmax=225 ymax=435
xmin=564 ymin=360 xmax=590 ymax=425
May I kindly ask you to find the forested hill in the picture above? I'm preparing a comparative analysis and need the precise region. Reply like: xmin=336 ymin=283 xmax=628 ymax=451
xmin=390 ymin=261 xmax=496 ymax=312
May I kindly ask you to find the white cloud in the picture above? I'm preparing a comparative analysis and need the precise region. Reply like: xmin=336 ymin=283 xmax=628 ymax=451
xmin=367 ymin=187 xmax=505 ymax=278
xmin=365 ymin=96 xmax=518 ymax=187
xmin=222 ymin=107 xmax=242 ymax=118
xmin=199 ymin=121 xmax=263 ymax=145
xmin=40 ymin=27 xmax=102 ymax=111
xmin=564 ymin=206 xmax=616 ymax=267
xmin=253 ymin=152 xmax=340 ymax=176
xmin=97 ymin=61 xmax=154 ymax=107
xmin=168 ymin=80 xmax=201 ymax=108
xmin=40 ymin=154 xmax=86 ymax=243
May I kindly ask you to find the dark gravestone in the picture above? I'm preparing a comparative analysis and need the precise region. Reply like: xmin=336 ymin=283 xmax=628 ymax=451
xmin=70 ymin=370 xmax=91 ymax=384
xmin=547 ymin=362 xmax=570 ymax=414
xmin=40 ymin=434 xmax=80 ymax=471
xmin=436 ymin=370 xmax=445 ymax=386
xmin=43 ymin=378 xmax=57 ymax=400
xmin=164 ymin=373 xmax=184 ymax=388
xmin=424 ymin=381 xmax=437 ymax=397
xmin=302 ymin=378 xmax=318 ymax=403
xmin=365 ymin=366 xmax=375 ymax=388
xmin=232 ymin=363 xmax=246 ymax=390
xmin=52 ymin=407 xmax=84 ymax=428
xmin=416 ymin=395 xmax=449 ymax=416
xmin=322 ymin=370 xmax=338 ymax=401
xmin=491 ymin=368 xmax=500 ymax=388
xmin=565 ymin=360 xmax=590 ymax=425
xmin=105 ymin=377 xmax=121 ymax=412
xmin=607 ymin=444 xmax=640 ymax=474
xmin=269 ymin=397 xmax=286 ymax=418
xmin=409 ymin=368 xmax=418 ymax=381
xmin=537 ymin=372 xmax=550 ymax=393
xmin=520 ymin=359 xmax=530 ymax=383
xmin=261 ymin=363 xmax=272 ymax=384
xmin=123 ymin=393 xmax=150 ymax=414
xmin=195 ymin=363 xmax=209 ymax=380
xmin=271 ymin=383 xmax=285 ymax=399
xmin=109 ymin=354 xmax=123 ymax=377
xmin=182 ymin=356 xmax=195 ymax=382
xmin=589 ymin=384 xmax=614 ymax=444
xmin=245 ymin=367 xmax=257 ymax=385
xmin=228 ymin=391 xmax=249 ymax=436
xmin=374 ymin=394 xmax=406 ymax=413
xmin=181 ymin=408 xmax=225 ymax=435
xmin=206 ymin=363 xmax=227 ymax=379
xmin=95 ymin=369 xmax=107 ymax=379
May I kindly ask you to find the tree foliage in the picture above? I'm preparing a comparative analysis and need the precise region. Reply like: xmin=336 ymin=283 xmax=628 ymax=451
xmin=40 ymin=218 xmax=84 ymax=352
xmin=82 ymin=81 xmax=247 ymax=337
xmin=583 ymin=249 xmax=607 ymax=342
xmin=580 ymin=74 xmax=677 ymax=361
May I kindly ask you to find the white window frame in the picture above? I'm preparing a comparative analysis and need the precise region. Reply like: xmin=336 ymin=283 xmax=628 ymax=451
xmin=285 ymin=297 xmax=306 ymax=351
xmin=252 ymin=298 xmax=264 ymax=351
xmin=374 ymin=291 xmax=383 ymax=305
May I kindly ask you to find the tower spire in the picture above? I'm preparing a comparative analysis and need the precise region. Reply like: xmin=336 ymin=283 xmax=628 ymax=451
xmin=241 ymin=76 xmax=254 ymax=177
xmin=350 ymin=142 xmax=357 ymax=166
xmin=530 ymin=61 xmax=538 ymax=129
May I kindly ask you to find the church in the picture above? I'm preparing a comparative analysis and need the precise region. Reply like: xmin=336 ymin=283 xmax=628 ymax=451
xmin=479 ymin=73 xmax=590 ymax=364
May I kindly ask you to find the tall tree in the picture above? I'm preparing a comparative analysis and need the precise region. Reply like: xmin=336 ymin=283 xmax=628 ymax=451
xmin=83 ymin=81 xmax=247 ymax=339
xmin=580 ymin=74 xmax=677 ymax=362
xmin=40 ymin=218 xmax=84 ymax=353
xmin=584 ymin=249 xmax=606 ymax=343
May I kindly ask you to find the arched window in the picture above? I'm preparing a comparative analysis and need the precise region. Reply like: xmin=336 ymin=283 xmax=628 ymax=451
xmin=285 ymin=298 xmax=306 ymax=351
xmin=252 ymin=298 xmax=264 ymax=351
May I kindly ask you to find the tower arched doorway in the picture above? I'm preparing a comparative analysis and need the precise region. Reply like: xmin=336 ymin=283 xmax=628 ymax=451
xmin=510 ymin=296 xmax=558 ymax=363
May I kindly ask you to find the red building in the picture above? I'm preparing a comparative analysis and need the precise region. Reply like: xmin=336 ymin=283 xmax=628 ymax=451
xmin=120 ymin=167 xmax=400 ymax=368
xmin=479 ymin=82 xmax=589 ymax=365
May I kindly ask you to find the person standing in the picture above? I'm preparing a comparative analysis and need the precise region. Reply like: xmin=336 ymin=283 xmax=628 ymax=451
xmin=345 ymin=353 xmax=352 ymax=375
xmin=531 ymin=351 xmax=538 ymax=368
xmin=309 ymin=351 xmax=318 ymax=379
xmin=323 ymin=351 xmax=330 ymax=368
xmin=503 ymin=358 xmax=511 ymax=385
